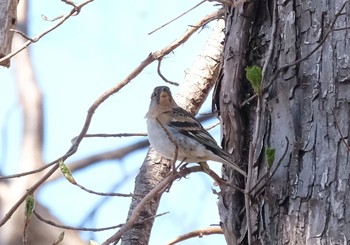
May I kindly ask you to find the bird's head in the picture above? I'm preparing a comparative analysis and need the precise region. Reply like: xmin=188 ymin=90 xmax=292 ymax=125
xmin=145 ymin=86 xmax=178 ymax=118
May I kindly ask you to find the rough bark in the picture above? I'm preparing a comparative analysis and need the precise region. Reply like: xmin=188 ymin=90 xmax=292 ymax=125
xmin=0 ymin=0 xmax=17 ymax=67
xmin=121 ymin=21 xmax=225 ymax=245
xmin=214 ymin=3 xmax=257 ymax=244
xmin=217 ymin=0 xmax=350 ymax=244
xmin=262 ymin=0 xmax=350 ymax=243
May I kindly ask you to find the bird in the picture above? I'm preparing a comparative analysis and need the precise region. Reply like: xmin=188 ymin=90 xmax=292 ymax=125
xmin=145 ymin=86 xmax=246 ymax=177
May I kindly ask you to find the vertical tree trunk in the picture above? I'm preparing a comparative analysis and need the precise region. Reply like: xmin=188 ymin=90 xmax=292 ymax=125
xmin=0 ymin=0 xmax=17 ymax=67
xmin=217 ymin=0 xmax=350 ymax=244
xmin=214 ymin=3 xmax=257 ymax=244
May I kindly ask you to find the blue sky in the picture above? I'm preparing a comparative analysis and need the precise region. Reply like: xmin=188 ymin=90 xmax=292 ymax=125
xmin=0 ymin=1 xmax=227 ymax=244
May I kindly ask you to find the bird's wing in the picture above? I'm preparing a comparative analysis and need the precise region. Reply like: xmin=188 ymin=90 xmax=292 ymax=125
xmin=169 ymin=107 xmax=222 ymax=152
xmin=168 ymin=107 xmax=246 ymax=177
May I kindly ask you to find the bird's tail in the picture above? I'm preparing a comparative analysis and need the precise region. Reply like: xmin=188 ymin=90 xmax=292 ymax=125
xmin=217 ymin=149 xmax=247 ymax=177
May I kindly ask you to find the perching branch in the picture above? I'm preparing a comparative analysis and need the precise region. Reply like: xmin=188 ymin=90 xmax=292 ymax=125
xmin=0 ymin=8 xmax=223 ymax=228
xmin=120 ymin=19 xmax=225 ymax=245
xmin=103 ymin=165 xmax=218 ymax=245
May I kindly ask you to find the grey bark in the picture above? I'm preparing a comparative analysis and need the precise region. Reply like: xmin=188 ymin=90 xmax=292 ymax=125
xmin=216 ymin=0 xmax=350 ymax=244
xmin=214 ymin=3 xmax=257 ymax=244
xmin=0 ymin=0 xmax=17 ymax=67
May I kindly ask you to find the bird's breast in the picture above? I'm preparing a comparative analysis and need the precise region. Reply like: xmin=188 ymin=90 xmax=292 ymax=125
xmin=146 ymin=119 xmax=176 ymax=159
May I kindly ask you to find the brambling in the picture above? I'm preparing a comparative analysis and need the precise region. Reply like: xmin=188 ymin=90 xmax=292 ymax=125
xmin=145 ymin=86 xmax=246 ymax=177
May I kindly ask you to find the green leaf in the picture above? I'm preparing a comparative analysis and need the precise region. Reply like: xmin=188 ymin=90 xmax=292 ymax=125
xmin=265 ymin=147 xmax=276 ymax=168
xmin=25 ymin=194 xmax=35 ymax=218
xmin=59 ymin=160 xmax=76 ymax=184
xmin=245 ymin=65 xmax=262 ymax=94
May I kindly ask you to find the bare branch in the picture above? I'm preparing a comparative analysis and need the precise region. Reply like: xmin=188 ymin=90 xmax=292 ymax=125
xmin=41 ymin=14 xmax=64 ymax=22
xmin=0 ymin=162 xmax=55 ymax=180
xmin=3 ymin=115 xmax=213 ymax=183
xmin=0 ymin=0 xmax=94 ymax=65
xmin=148 ymin=0 xmax=206 ymax=35
xmin=102 ymin=166 xmax=206 ymax=244
xmin=33 ymin=210 xmax=168 ymax=232
xmin=121 ymin=19 xmax=225 ymax=245
xmin=9 ymin=29 xmax=34 ymax=41
xmin=0 ymin=160 xmax=60 ymax=227
xmin=166 ymin=226 xmax=223 ymax=245
xmin=75 ymin=182 xmax=139 ymax=198
xmin=208 ymin=0 xmax=248 ymax=7
xmin=157 ymin=58 xmax=179 ymax=86
xmin=0 ymin=9 xmax=223 ymax=226
xmin=83 ymin=133 xmax=147 ymax=138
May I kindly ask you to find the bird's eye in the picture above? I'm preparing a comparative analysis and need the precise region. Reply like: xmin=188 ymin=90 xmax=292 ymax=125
xmin=151 ymin=92 xmax=157 ymax=99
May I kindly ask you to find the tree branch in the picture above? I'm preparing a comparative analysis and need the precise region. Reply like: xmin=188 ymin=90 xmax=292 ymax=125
xmin=0 ymin=8 xmax=224 ymax=229
xmin=0 ymin=0 xmax=94 ymax=65
xmin=166 ymin=226 xmax=223 ymax=245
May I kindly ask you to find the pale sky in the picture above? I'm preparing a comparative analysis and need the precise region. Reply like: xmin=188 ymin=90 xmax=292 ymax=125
xmin=0 ymin=1 xmax=226 ymax=244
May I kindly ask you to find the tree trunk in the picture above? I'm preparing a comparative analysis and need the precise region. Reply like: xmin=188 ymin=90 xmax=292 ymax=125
xmin=216 ymin=0 xmax=350 ymax=244
xmin=121 ymin=21 xmax=225 ymax=245
xmin=0 ymin=0 xmax=17 ymax=67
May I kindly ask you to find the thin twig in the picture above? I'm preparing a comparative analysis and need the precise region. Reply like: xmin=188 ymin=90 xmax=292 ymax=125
xmin=75 ymin=182 xmax=140 ymax=197
xmin=332 ymin=26 xmax=350 ymax=32
xmin=241 ymin=94 xmax=257 ymax=107
xmin=148 ymin=0 xmax=206 ymax=35
xmin=332 ymin=109 xmax=350 ymax=150
xmin=0 ymin=0 xmax=94 ymax=65
xmin=196 ymin=162 xmax=245 ymax=193
xmin=205 ymin=121 xmax=220 ymax=131
xmin=157 ymin=58 xmax=179 ymax=86
xmin=85 ymin=133 xmax=147 ymax=138
xmin=103 ymin=166 xmax=203 ymax=245
xmin=0 ymin=160 xmax=61 ymax=227
xmin=70 ymin=132 xmax=147 ymax=143
xmin=152 ymin=8 xmax=225 ymax=58
xmin=264 ymin=1 xmax=350 ymax=91
xmin=0 ymin=7 xmax=224 ymax=229
xmin=34 ymin=210 xmax=168 ymax=232
xmin=41 ymin=14 xmax=64 ymax=22
xmin=0 ymin=161 xmax=56 ymax=180
xmin=261 ymin=0 xmax=277 ymax=86
xmin=208 ymin=0 xmax=249 ymax=6
xmin=166 ymin=226 xmax=223 ymax=245
xmin=9 ymin=29 xmax=34 ymax=41
xmin=250 ymin=137 xmax=289 ymax=197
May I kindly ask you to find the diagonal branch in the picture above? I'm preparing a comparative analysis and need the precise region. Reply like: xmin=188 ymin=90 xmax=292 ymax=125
xmin=119 ymin=19 xmax=225 ymax=245
xmin=0 ymin=8 xmax=224 ymax=228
